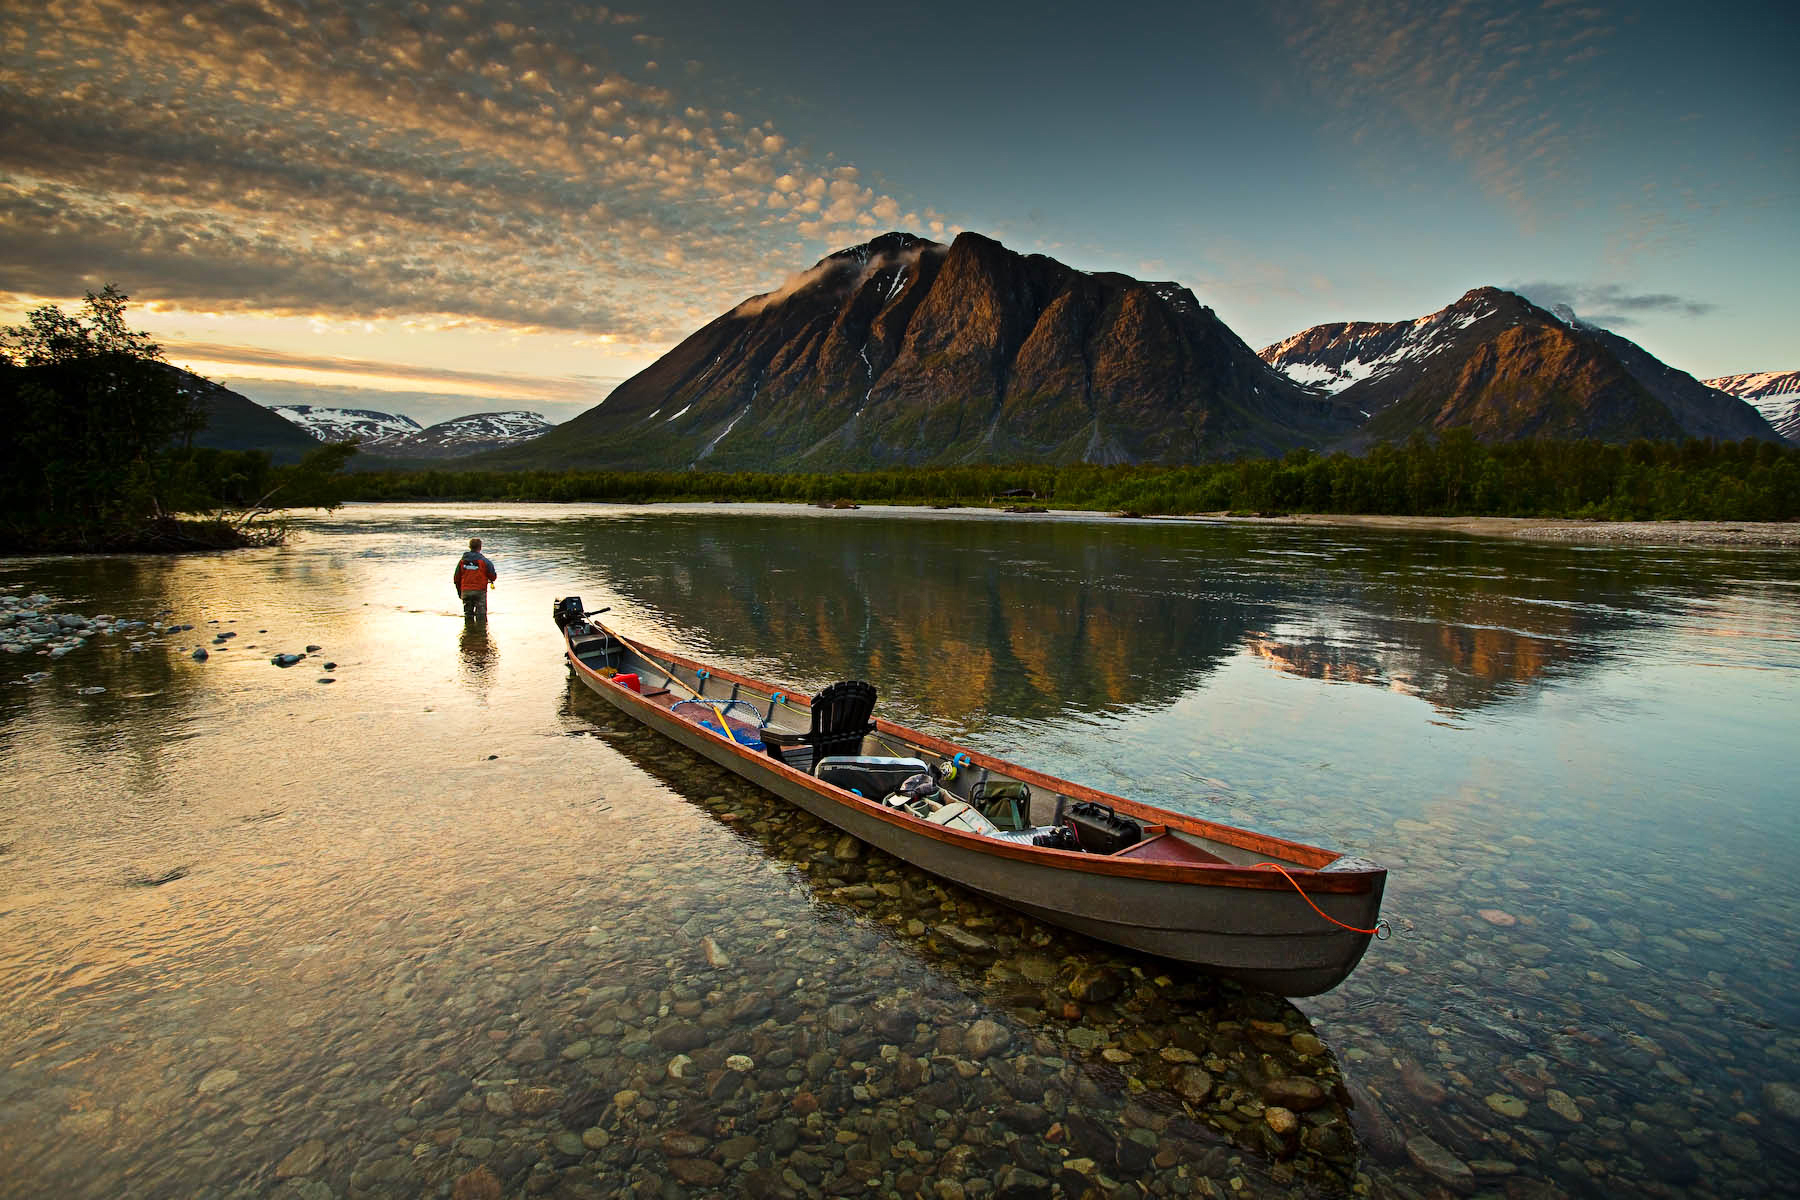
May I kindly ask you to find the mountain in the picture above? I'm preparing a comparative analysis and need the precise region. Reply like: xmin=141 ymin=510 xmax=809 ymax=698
xmin=1578 ymin=325 xmax=1779 ymax=443
xmin=1260 ymin=289 xmax=1781 ymax=446
xmin=369 ymin=411 xmax=554 ymax=459
xmin=269 ymin=404 xmax=421 ymax=444
xmin=1702 ymin=372 xmax=1800 ymax=443
xmin=261 ymin=403 xmax=554 ymax=461
xmin=484 ymin=231 xmax=1358 ymax=471
xmin=165 ymin=367 xmax=324 ymax=463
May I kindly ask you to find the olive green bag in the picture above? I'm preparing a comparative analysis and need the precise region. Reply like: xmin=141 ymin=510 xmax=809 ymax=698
xmin=971 ymin=780 xmax=1032 ymax=830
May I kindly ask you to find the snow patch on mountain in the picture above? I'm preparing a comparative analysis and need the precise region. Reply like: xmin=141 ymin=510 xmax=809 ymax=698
xmin=269 ymin=404 xmax=420 ymax=443
xmin=1262 ymin=297 xmax=1499 ymax=394
xmin=374 ymin=411 xmax=554 ymax=457
xmin=1703 ymin=371 xmax=1800 ymax=442
xmin=1148 ymin=282 xmax=1199 ymax=314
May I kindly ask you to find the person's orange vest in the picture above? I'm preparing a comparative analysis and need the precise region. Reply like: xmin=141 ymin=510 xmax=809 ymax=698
xmin=456 ymin=556 xmax=491 ymax=592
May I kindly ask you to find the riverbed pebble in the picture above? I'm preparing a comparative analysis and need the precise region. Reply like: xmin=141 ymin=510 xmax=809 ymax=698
xmin=1764 ymin=1082 xmax=1800 ymax=1122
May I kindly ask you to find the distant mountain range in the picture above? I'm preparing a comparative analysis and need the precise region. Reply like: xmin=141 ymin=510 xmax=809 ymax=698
xmin=474 ymin=232 xmax=1781 ymax=471
xmin=363 ymin=410 xmax=554 ymax=459
xmin=271 ymin=404 xmax=423 ymax=444
xmin=169 ymin=232 xmax=1789 ymax=469
xmin=266 ymin=404 xmax=554 ymax=457
xmin=1702 ymin=372 xmax=1800 ymax=443
xmin=142 ymin=372 xmax=557 ymax=463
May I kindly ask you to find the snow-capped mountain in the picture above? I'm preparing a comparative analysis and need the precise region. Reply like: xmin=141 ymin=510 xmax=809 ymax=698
xmin=1260 ymin=288 xmax=1781 ymax=445
xmin=371 ymin=411 xmax=554 ymax=459
xmin=262 ymin=404 xmax=554 ymax=458
xmin=1702 ymin=372 xmax=1800 ymax=443
xmin=269 ymin=404 xmax=421 ymax=443
xmin=1258 ymin=293 xmax=1506 ymax=399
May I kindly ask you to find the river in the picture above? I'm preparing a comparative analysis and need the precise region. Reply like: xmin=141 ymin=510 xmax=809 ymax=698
xmin=2 ymin=502 xmax=1796 ymax=1199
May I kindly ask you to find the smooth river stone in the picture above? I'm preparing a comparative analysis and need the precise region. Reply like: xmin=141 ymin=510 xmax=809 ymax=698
xmin=1405 ymin=1134 xmax=1476 ymax=1193
xmin=196 ymin=1068 xmax=239 ymax=1095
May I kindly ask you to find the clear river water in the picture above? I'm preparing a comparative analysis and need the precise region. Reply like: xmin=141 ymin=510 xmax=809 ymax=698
xmin=1 ymin=502 xmax=1796 ymax=1200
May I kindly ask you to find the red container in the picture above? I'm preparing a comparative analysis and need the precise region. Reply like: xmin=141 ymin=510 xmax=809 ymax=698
xmin=613 ymin=672 xmax=641 ymax=693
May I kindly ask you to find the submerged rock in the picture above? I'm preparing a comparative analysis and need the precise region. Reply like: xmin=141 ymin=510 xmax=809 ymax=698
xmin=965 ymin=1019 xmax=1012 ymax=1059
xmin=275 ymin=1138 xmax=328 ymax=1179
xmin=196 ymin=1067 xmax=239 ymax=1095
xmin=1261 ymin=1076 xmax=1327 ymax=1111
xmin=1763 ymin=1082 xmax=1800 ymax=1122
xmin=450 ymin=1166 xmax=502 ymax=1200
xmin=1405 ymin=1133 xmax=1476 ymax=1192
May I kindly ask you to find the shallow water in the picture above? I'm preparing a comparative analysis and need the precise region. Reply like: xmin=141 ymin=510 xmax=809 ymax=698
xmin=1 ymin=502 xmax=1796 ymax=1199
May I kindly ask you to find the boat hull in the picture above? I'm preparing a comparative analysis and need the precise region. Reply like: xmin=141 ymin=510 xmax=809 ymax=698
xmin=564 ymin=631 xmax=1384 ymax=996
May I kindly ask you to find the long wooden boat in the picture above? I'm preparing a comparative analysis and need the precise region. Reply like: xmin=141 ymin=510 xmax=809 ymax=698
xmin=556 ymin=599 xmax=1387 ymax=996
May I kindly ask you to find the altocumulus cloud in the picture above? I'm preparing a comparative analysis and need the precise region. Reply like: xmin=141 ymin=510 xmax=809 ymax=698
xmin=0 ymin=0 xmax=944 ymax=340
xmin=1277 ymin=0 xmax=1620 ymax=214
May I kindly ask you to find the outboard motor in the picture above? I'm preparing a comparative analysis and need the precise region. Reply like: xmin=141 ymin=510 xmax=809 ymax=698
xmin=553 ymin=596 xmax=586 ymax=631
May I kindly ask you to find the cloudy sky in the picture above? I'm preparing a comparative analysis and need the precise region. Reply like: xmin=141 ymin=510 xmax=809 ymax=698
xmin=2 ymin=0 xmax=1794 ymax=425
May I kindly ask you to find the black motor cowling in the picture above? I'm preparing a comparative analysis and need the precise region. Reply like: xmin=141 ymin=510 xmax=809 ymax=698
xmin=553 ymin=596 xmax=585 ymax=630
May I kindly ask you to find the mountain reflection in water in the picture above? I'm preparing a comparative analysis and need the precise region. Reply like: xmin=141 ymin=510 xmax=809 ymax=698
xmin=537 ymin=510 xmax=1718 ymax=721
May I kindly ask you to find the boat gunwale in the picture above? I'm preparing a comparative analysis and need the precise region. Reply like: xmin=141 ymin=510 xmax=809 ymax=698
xmin=566 ymin=624 xmax=1382 ymax=897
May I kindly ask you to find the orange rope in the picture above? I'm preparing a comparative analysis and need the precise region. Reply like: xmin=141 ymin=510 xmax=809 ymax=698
xmin=1252 ymin=862 xmax=1388 ymax=937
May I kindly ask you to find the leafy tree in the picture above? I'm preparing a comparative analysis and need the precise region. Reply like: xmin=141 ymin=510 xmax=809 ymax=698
xmin=0 ymin=287 xmax=213 ymax=545
xmin=2 ymin=284 xmax=167 ymax=366
xmin=0 ymin=285 xmax=357 ymax=549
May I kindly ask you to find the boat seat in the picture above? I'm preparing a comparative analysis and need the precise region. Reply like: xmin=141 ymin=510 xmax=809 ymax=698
xmin=761 ymin=680 xmax=877 ymax=772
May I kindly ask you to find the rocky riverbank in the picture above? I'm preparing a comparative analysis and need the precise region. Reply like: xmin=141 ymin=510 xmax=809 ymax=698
xmin=1 ymin=591 xmax=180 ymax=665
